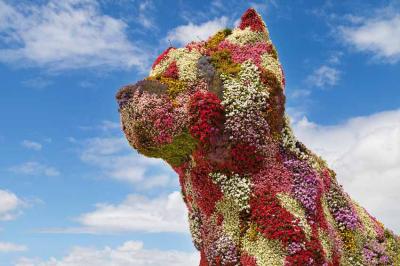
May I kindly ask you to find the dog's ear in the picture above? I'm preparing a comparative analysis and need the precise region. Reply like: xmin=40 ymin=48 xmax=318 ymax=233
xmin=234 ymin=8 xmax=286 ymax=138
xmin=238 ymin=8 xmax=269 ymax=34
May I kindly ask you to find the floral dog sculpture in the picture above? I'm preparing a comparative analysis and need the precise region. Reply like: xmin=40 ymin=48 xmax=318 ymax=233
xmin=116 ymin=8 xmax=400 ymax=266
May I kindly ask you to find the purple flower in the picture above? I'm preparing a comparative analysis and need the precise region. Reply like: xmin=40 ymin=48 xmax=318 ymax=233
xmin=333 ymin=207 xmax=359 ymax=230
xmin=284 ymin=159 xmax=321 ymax=216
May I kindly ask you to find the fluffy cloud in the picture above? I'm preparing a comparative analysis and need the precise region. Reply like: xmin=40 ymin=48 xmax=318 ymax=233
xmin=80 ymin=136 xmax=175 ymax=189
xmin=292 ymin=109 xmax=400 ymax=232
xmin=78 ymin=191 xmax=187 ymax=233
xmin=166 ymin=17 xmax=228 ymax=45
xmin=9 ymin=161 xmax=60 ymax=177
xmin=0 ymin=189 xmax=22 ymax=221
xmin=340 ymin=12 xmax=400 ymax=63
xmin=306 ymin=65 xmax=340 ymax=88
xmin=46 ymin=191 xmax=188 ymax=234
xmin=0 ymin=0 xmax=148 ymax=70
xmin=16 ymin=241 xmax=198 ymax=266
xmin=21 ymin=140 xmax=42 ymax=151
xmin=0 ymin=242 xmax=27 ymax=252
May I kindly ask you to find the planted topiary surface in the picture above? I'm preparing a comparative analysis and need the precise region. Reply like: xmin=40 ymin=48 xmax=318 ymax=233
xmin=116 ymin=8 xmax=400 ymax=266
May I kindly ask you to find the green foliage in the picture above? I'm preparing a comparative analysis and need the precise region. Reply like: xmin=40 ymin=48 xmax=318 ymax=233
xmin=140 ymin=131 xmax=198 ymax=166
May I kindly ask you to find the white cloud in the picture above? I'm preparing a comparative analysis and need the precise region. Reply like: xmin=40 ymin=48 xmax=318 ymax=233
xmin=0 ymin=0 xmax=148 ymax=70
xmin=9 ymin=161 xmax=60 ymax=177
xmin=340 ymin=13 xmax=400 ymax=63
xmin=21 ymin=77 xmax=53 ymax=89
xmin=0 ymin=189 xmax=22 ymax=221
xmin=79 ymin=120 xmax=121 ymax=132
xmin=327 ymin=51 xmax=343 ymax=65
xmin=0 ymin=242 xmax=27 ymax=252
xmin=16 ymin=241 xmax=198 ymax=266
xmin=21 ymin=140 xmax=42 ymax=151
xmin=166 ymin=17 xmax=228 ymax=46
xmin=292 ymin=109 xmax=400 ymax=233
xmin=289 ymin=89 xmax=311 ymax=99
xmin=306 ymin=65 xmax=340 ymax=88
xmin=40 ymin=191 xmax=188 ymax=234
xmin=68 ymin=191 xmax=187 ymax=234
xmin=99 ymin=120 xmax=120 ymax=131
xmin=80 ymin=136 xmax=175 ymax=189
xmin=137 ymin=0 xmax=155 ymax=29
xmin=249 ymin=2 xmax=269 ymax=13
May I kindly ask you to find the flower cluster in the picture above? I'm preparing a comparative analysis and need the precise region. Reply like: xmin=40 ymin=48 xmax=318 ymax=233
xmin=120 ymin=88 xmax=186 ymax=147
xmin=284 ymin=159 xmax=322 ymax=217
xmin=190 ymin=157 xmax=223 ymax=217
xmin=189 ymin=90 xmax=225 ymax=144
xmin=239 ymin=8 xmax=267 ymax=32
xmin=219 ymin=41 xmax=273 ymax=67
xmin=118 ymin=7 xmax=400 ymax=266
xmin=363 ymin=240 xmax=391 ymax=265
xmin=240 ymin=253 xmax=257 ymax=266
xmin=221 ymin=60 xmax=270 ymax=151
xmin=229 ymin=144 xmax=264 ymax=174
xmin=326 ymin=183 xmax=359 ymax=231
xmin=208 ymin=235 xmax=239 ymax=265
xmin=250 ymin=191 xmax=306 ymax=246
xmin=209 ymin=172 xmax=251 ymax=212
xmin=189 ymin=209 xmax=203 ymax=250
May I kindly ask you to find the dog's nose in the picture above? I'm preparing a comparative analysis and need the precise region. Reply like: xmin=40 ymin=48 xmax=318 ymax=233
xmin=116 ymin=79 xmax=167 ymax=109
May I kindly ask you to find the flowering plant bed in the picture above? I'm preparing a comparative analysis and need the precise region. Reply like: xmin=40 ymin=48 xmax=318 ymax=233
xmin=116 ymin=8 xmax=400 ymax=266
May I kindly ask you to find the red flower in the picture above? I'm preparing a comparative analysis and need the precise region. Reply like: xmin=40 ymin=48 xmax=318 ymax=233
xmin=250 ymin=191 xmax=306 ymax=245
xmin=163 ymin=61 xmax=179 ymax=79
xmin=190 ymin=152 xmax=223 ymax=217
xmin=285 ymin=249 xmax=314 ymax=265
xmin=230 ymin=144 xmax=264 ymax=175
xmin=252 ymin=160 xmax=292 ymax=195
xmin=200 ymin=249 xmax=209 ymax=266
xmin=152 ymin=47 xmax=174 ymax=69
xmin=239 ymin=8 xmax=265 ymax=32
xmin=189 ymin=91 xmax=224 ymax=144
xmin=240 ymin=253 xmax=257 ymax=266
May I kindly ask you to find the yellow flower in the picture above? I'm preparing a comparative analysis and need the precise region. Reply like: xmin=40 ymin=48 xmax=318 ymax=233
xmin=276 ymin=193 xmax=312 ymax=240
xmin=242 ymin=223 xmax=285 ymax=266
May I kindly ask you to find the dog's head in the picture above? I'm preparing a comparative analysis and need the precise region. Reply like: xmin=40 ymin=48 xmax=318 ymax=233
xmin=117 ymin=8 xmax=286 ymax=167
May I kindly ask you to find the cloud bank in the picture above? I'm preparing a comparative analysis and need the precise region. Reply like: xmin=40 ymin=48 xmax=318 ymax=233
xmin=293 ymin=109 xmax=400 ymax=232
xmin=16 ymin=241 xmax=198 ymax=266
xmin=0 ymin=0 xmax=149 ymax=70
xmin=76 ymin=191 xmax=188 ymax=233
xmin=166 ymin=17 xmax=228 ymax=45
xmin=340 ymin=11 xmax=400 ymax=63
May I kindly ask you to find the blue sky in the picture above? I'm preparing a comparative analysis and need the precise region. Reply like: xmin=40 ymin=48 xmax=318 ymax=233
xmin=0 ymin=0 xmax=399 ymax=265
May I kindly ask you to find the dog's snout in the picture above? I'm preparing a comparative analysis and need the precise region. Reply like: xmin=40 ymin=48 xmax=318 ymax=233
xmin=116 ymin=79 xmax=167 ymax=109
xmin=116 ymin=84 xmax=137 ymax=109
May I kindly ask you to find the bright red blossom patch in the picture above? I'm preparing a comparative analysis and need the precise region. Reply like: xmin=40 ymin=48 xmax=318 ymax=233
xmin=189 ymin=91 xmax=225 ymax=144
xmin=239 ymin=8 xmax=266 ymax=32
xmin=163 ymin=61 xmax=179 ymax=79
xmin=250 ymin=191 xmax=306 ymax=245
